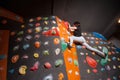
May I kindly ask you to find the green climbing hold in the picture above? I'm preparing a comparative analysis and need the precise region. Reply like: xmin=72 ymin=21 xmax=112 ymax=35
xmin=74 ymin=60 xmax=79 ymax=66
xmin=43 ymin=17 xmax=48 ymax=20
xmin=55 ymin=59 xmax=63 ymax=67
xmin=102 ymin=47 xmax=108 ymax=54
xmin=43 ymin=50 xmax=49 ymax=56
xmin=61 ymin=39 xmax=67 ymax=52
xmin=100 ymin=47 xmax=108 ymax=66
xmin=17 ymin=31 xmax=24 ymax=36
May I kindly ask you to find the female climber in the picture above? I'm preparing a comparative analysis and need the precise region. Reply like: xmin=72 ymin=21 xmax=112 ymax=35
xmin=67 ymin=21 xmax=106 ymax=58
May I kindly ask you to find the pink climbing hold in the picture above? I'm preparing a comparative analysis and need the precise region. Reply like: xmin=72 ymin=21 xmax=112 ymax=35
xmin=86 ymin=56 xmax=97 ymax=68
xmin=92 ymin=69 xmax=98 ymax=73
xmin=30 ymin=61 xmax=39 ymax=71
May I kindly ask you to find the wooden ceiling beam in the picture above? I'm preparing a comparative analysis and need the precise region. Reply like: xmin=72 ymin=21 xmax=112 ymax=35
xmin=0 ymin=7 xmax=24 ymax=23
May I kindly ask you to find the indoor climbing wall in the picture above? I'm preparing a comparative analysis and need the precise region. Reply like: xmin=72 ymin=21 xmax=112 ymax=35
xmin=6 ymin=16 xmax=120 ymax=80
xmin=76 ymin=32 xmax=120 ymax=80
xmin=7 ymin=16 xmax=68 ymax=80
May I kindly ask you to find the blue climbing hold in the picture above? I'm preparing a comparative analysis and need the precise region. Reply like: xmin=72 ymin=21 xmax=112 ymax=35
xmin=92 ymin=32 xmax=107 ymax=40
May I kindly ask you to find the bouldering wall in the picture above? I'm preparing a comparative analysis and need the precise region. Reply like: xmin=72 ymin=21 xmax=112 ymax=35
xmin=5 ymin=16 xmax=120 ymax=80
xmin=7 ymin=16 xmax=69 ymax=80
xmin=76 ymin=32 xmax=120 ymax=80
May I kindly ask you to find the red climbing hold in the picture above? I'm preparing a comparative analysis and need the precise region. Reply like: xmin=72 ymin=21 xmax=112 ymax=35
xmin=42 ymin=27 xmax=59 ymax=36
xmin=44 ymin=62 xmax=52 ymax=69
xmin=86 ymin=56 xmax=97 ymax=68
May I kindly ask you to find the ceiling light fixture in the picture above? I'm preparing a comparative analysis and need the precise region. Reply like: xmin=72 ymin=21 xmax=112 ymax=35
xmin=118 ymin=18 xmax=120 ymax=24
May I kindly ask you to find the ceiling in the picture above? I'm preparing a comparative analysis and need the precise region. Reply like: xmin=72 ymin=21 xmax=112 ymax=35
xmin=0 ymin=0 xmax=53 ymax=17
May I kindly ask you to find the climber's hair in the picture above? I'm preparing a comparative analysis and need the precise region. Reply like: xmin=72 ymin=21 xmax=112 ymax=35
xmin=73 ymin=21 xmax=80 ymax=27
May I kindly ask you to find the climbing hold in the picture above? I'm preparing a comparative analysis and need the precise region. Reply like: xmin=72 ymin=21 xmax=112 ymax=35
xmin=113 ymin=65 xmax=116 ymax=69
xmin=55 ymin=59 xmax=63 ymax=67
xmin=34 ymin=53 xmax=39 ymax=58
xmin=98 ymin=46 xmax=102 ymax=50
xmin=35 ymin=27 xmax=42 ymax=33
xmin=76 ymin=45 xmax=82 ymax=49
xmin=34 ymin=34 xmax=40 ymax=39
xmin=92 ymin=69 xmax=98 ymax=73
xmin=19 ymin=65 xmax=27 ymax=75
xmin=68 ymin=57 xmax=72 ymax=63
xmin=29 ymin=18 xmax=34 ymax=22
xmin=51 ymin=29 xmax=56 ymax=35
xmin=107 ymin=78 xmax=111 ymax=80
xmin=92 ymin=32 xmax=107 ymax=40
xmin=113 ymin=76 xmax=117 ymax=80
xmin=42 ymin=28 xmax=59 ymax=36
xmin=91 ymin=37 xmax=95 ymax=40
xmin=86 ymin=53 xmax=88 ymax=56
xmin=43 ymin=74 xmax=53 ymax=80
xmin=100 ymin=47 xmax=108 ymax=66
xmin=25 ymin=35 xmax=32 ymax=41
xmin=36 ymin=16 xmax=42 ymax=21
xmin=34 ymin=41 xmax=40 ymax=48
xmin=87 ymin=69 xmax=91 ymax=73
xmin=44 ymin=62 xmax=52 ymax=69
xmin=68 ymin=70 xmax=72 ymax=74
xmin=101 ymin=67 xmax=105 ymax=71
xmin=100 ymin=41 xmax=104 ymax=44
xmin=21 ymin=25 xmax=25 ymax=28
xmin=55 ymin=48 xmax=61 ymax=55
xmin=80 ymin=52 xmax=84 ymax=55
xmin=16 ymin=37 xmax=22 ymax=42
xmin=92 ymin=52 xmax=96 ymax=55
xmin=22 ymin=54 xmax=29 ymax=59
xmin=43 ymin=50 xmax=49 ymax=56
xmin=74 ymin=60 xmax=79 ymax=66
xmin=95 ymin=41 xmax=99 ymax=44
xmin=44 ymin=21 xmax=48 ymax=25
xmin=54 ymin=38 xmax=60 ymax=45
xmin=35 ymin=23 xmax=40 ymax=27
xmin=51 ymin=16 xmax=55 ymax=19
xmin=9 ymin=69 xmax=14 ymax=74
xmin=112 ymin=56 xmax=117 ymax=61
xmin=43 ymin=27 xmax=49 ymax=31
xmin=75 ymin=71 xmax=79 ymax=76
xmin=42 ymin=17 xmax=48 ymax=20
xmin=44 ymin=41 xmax=49 ymax=45
xmin=13 ymin=45 xmax=19 ymax=51
xmin=86 ymin=56 xmax=97 ymax=68
xmin=61 ymin=39 xmax=67 ymax=52
xmin=58 ymin=72 xmax=64 ymax=80
xmin=17 ymin=31 xmax=24 ymax=36
xmin=10 ymin=31 xmax=16 ymax=36
xmin=90 ymin=41 xmax=94 ymax=44
xmin=23 ymin=44 xmax=30 ymax=50
xmin=52 ymin=20 xmax=56 ymax=24
xmin=28 ymin=23 xmax=34 ymax=27
xmin=30 ymin=61 xmax=39 ymax=71
xmin=27 ymin=29 xmax=32 ymax=34
xmin=11 ymin=55 xmax=19 ymax=63
xmin=105 ymin=65 xmax=111 ymax=71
